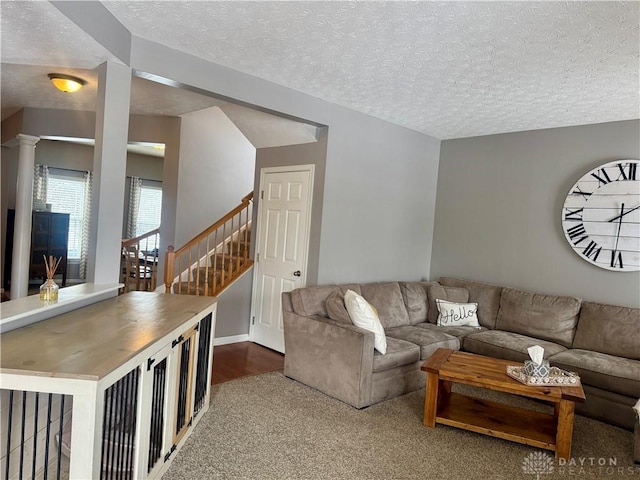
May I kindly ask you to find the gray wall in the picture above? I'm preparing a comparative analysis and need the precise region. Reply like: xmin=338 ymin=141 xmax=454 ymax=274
xmin=431 ymin=120 xmax=640 ymax=308
xmin=254 ymin=128 xmax=328 ymax=285
xmin=318 ymin=108 xmax=440 ymax=284
xmin=215 ymin=267 xmax=254 ymax=338
xmin=130 ymin=37 xmax=442 ymax=285
xmin=175 ymin=106 xmax=256 ymax=246
xmin=35 ymin=140 xmax=93 ymax=171
xmin=172 ymin=107 xmax=257 ymax=338
xmin=33 ymin=140 xmax=163 ymax=180
xmin=125 ymin=153 xmax=163 ymax=180
xmin=0 ymin=110 xmax=24 ymax=145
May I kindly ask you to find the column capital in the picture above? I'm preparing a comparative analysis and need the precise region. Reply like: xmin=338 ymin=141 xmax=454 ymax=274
xmin=4 ymin=134 xmax=41 ymax=148
xmin=16 ymin=133 xmax=40 ymax=146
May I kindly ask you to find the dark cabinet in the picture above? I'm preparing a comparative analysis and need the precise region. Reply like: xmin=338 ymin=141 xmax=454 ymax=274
xmin=4 ymin=209 xmax=69 ymax=289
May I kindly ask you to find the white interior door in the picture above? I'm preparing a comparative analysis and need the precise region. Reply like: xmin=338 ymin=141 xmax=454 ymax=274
xmin=250 ymin=165 xmax=314 ymax=353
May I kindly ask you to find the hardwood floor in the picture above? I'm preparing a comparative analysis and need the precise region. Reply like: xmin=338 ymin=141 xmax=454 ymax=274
xmin=211 ymin=341 xmax=284 ymax=385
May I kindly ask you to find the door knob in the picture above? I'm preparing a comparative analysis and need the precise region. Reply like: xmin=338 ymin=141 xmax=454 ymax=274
xmin=293 ymin=270 xmax=301 ymax=277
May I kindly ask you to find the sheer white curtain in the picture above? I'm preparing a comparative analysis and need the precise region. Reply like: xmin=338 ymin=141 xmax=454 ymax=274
xmin=79 ymin=170 xmax=93 ymax=279
xmin=127 ymin=176 xmax=142 ymax=239
xmin=33 ymin=164 xmax=49 ymax=207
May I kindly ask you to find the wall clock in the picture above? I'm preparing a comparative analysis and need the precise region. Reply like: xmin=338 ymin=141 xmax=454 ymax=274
xmin=562 ymin=159 xmax=640 ymax=271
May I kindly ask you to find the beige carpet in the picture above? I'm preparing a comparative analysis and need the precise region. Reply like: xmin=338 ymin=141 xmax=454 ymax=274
xmin=164 ymin=372 xmax=637 ymax=480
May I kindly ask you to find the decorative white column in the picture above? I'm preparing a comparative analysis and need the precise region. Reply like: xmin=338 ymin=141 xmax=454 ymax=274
xmin=10 ymin=134 xmax=40 ymax=299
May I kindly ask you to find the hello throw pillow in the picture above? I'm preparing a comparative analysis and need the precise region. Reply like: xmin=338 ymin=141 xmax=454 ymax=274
xmin=436 ymin=299 xmax=481 ymax=328
xmin=344 ymin=289 xmax=387 ymax=354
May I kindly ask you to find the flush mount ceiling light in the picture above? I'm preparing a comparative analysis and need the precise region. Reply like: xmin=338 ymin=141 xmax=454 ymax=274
xmin=48 ymin=73 xmax=86 ymax=93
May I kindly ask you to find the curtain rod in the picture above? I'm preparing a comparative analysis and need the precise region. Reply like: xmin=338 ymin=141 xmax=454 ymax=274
xmin=41 ymin=166 xmax=161 ymax=184
xmin=45 ymin=165 xmax=90 ymax=175
xmin=127 ymin=175 xmax=163 ymax=184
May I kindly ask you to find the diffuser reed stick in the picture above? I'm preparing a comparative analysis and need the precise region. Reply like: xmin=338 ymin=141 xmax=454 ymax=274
xmin=40 ymin=255 xmax=62 ymax=302
xmin=43 ymin=255 xmax=62 ymax=281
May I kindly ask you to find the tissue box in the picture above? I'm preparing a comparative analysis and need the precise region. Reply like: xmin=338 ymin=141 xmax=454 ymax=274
xmin=524 ymin=360 xmax=550 ymax=378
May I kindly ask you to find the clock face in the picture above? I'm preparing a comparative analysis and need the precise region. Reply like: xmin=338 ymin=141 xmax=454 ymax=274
xmin=562 ymin=160 xmax=640 ymax=271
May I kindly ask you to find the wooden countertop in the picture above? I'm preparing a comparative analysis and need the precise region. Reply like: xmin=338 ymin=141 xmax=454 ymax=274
xmin=1 ymin=292 xmax=216 ymax=381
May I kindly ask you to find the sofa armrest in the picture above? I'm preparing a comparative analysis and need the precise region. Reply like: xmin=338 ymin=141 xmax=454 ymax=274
xmin=283 ymin=310 xmax=375 ymax=408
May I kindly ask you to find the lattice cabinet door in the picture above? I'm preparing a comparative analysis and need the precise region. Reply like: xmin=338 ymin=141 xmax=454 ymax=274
xmin=99 ymin=367 xmax=140 ymax=480
xmin=171 ymin=325 xmax=198 ymax=448
xmin=168 ymin=312 xmax=215 ymax=463
xmin=193 ymin=313 xmax=214 ymax=418
xmin=138 ymin=344 xmax=174 ymax=479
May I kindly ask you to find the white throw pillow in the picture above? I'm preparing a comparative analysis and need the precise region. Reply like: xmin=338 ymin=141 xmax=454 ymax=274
xmin=344 ymin=289 xmax=387 ymax=354
xmin=436 ymin=299 xmax=481 ymax=328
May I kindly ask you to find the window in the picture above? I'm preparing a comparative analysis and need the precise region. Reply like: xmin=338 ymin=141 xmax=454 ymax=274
xmin=135 ymin=182 xmax=162 ymax=237
xmin=46 ymin=170 xmax=87 ymax=259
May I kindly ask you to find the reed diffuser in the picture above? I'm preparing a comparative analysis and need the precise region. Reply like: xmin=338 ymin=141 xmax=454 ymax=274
xmin=39 ymin=255 xmax=62 ymax=303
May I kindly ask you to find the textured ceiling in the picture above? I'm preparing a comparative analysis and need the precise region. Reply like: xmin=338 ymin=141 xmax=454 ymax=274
xmin=1 ymin=1 xmax=639 ymax=140
xmin=0 ymin=64 xmax=227 ymax=120
xmin=0 ymin=1 xmax=119 ymax=68
xmin=103 ymin=1 xmax=640 ymax=139
xmin=0 ymin=1 xmax=225 ymax=120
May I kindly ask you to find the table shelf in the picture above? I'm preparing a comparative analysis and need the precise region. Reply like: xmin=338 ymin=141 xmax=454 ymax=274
xmin=436 ymin=392 xmax=557 ymax=451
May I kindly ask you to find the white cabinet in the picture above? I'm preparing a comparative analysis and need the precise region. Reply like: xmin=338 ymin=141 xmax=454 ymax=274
xmin=0 ymin=292 xmax=216 ymax=480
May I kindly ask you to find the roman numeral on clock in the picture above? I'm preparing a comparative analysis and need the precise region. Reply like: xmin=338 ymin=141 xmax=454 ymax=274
xmin=591 ymin=168 xmax=612 ymax=186
xmin=571 ymin=186 xmax=592 ymax=201
xmin=617 ymin=162 xmax=638 ymax=181
xmin=566 ymin=223 xmax=588 ymax=245
xmin=610 ymin=250 xmax=624 ymax=269
xmin=582 ymin=241 xmax=601 ymax=261
xmin=564 ymin=208 xmax=583 ymax=221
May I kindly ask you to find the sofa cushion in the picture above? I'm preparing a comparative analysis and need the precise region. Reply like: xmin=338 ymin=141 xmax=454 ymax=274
xmin=495 ymin=287 xmax=581 ymax=348
xmin=417 ymin=322 xmax=487 ymax=339
xmin=385 ymin=326 xmax=459 ymax=360
xmin=360 ymin=282 xmax=410 ymax=329
xmin=427 ymin=284 xmax=469 ymax=325
xmin=462 ymin=330 xmax=566 ymax=363
xmin=291 ymin=285 xmax=340 ymax=317
xmin=572 ymin=301 xmax=640 ymax=360
xmin=400 ymin=281 xmax=436 ymax=325
xmin=549 ymin=349 xmax=640 ymax=398
xmin=373 ymin=337 xmax=420 ymax=373
xmin=325 ymin=286 xmax=362 ymax=324
xmin=439 ymin=277 xmax=502 ymax=329
xmin=344 ymin=289 xmax=387 ymax=354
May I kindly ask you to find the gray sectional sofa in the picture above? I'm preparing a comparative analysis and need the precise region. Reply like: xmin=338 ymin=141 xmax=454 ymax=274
xmin=282 ymin=277 xmax=640 ymax=431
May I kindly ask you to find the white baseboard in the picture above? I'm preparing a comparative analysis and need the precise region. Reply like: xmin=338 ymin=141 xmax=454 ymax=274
xmin=214 ymin=334 xmax=250 ymax=346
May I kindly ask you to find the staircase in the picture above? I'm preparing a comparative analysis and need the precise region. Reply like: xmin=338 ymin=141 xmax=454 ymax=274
xmin=164 ymin=192 xmax=253 ymax=297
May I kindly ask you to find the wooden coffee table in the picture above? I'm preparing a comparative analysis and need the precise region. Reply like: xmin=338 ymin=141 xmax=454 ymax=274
xmin=421 ymin=349 xmax=585 ymax=459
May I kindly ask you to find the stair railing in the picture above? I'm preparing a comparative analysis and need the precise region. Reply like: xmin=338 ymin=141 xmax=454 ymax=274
xmin=164 ymin=192 xmax=253 ymax=296
xmin=120 ymin=228 xmax=160 ymax=293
